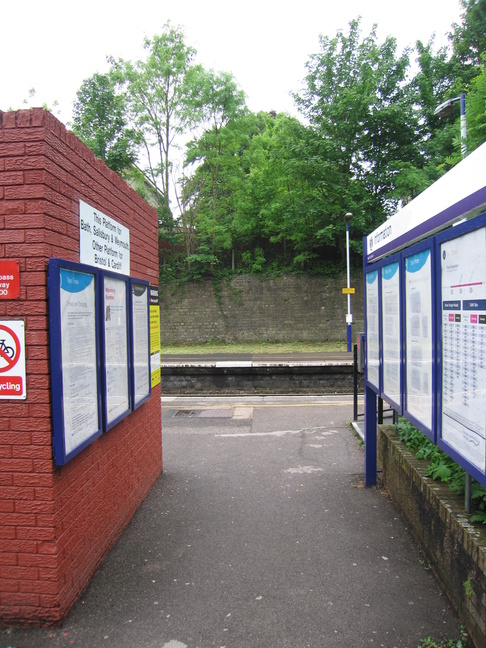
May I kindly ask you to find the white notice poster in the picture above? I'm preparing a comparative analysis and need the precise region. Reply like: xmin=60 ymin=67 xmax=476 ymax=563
xmin=60 ymin=269 xmax=99 ymax=454
xmin=366 ymin=270 xmax=380 ymax=389
xmin=405 ymin=249 xmax=433 ymax=430
xmin=441 ymin=227 xmax=486 ymax=473
xmin=132 ymin=282 xmax=150 ymax=406
xmin=382 ymin=261 xmax=401 ymax=405
xmin=104 ymin=276 xmax=130 ymax=426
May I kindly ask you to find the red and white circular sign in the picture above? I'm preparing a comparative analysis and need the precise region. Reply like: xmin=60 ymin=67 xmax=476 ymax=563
xmin=0 ymin=324 xmax=21 ymax=372
xmin=0 ymin=321 xmax=26 ymax=399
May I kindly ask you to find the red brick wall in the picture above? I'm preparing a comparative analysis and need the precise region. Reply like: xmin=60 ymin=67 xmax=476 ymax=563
xmin=0 ymin=109 xmax=162 ymax=626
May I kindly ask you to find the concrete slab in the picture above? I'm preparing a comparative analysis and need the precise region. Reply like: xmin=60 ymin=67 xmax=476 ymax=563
xmin=3 ymin=395 xmax=463 ymax=648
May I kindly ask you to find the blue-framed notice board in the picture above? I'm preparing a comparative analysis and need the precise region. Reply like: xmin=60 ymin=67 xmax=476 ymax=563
xmin=436 ymin=216 xmax=486 ymax=481
xmin=48 ymin=259 xmax=103 ymax=465
xmin=363 ymin=212 xmax=486 ymax=486
xmin=48 ymin=259 xmax=152 ymax=465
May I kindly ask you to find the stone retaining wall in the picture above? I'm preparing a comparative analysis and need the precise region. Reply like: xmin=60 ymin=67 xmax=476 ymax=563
xmin=160 ymin=273 xmax=364 ymax=344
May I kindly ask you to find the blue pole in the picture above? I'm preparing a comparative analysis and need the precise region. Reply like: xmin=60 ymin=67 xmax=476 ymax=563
xmin=364 ymin=385 xmax=377 ymax=486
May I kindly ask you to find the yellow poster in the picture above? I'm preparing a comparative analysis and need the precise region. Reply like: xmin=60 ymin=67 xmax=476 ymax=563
xmin=150 ymin=285 xmax=161 ymax=387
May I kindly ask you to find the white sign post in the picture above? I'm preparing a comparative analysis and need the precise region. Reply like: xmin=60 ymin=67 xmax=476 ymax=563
xmin=0 ymin=320 xmax=26 ymax=399
xmin=79 ymin=200 xmax=130 ymax=275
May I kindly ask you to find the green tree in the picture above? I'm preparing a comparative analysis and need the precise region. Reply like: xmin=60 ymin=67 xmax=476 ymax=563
xmin=72 ymin=73 xmax=137 ymax=175
xmin=293 ymin=19 xmax=419 ymax=254
xmin=420 ymin=1 xmax=486 ymax=168
xmin=449 ymin=0 xmax=486 ymax=71
xmin=465 ymin=59 xmax=486 ymax=152
xmin=389 ymin=39 xmax=457 ymax=198
xmin=242 ymin=113 xmax=341 ymax=268
xmin=110 ymin=23 xmax=201 ymax=224
xmin=182 ymin=70 xmax=248 ymax=272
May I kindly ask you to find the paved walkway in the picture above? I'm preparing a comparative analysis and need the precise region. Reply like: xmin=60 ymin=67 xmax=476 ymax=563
xmin=3 ymin=395 xmax=463 ymax=648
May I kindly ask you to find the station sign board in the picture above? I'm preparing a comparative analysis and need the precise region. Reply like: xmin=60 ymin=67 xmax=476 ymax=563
xmin=79 ymin=200 xmax=130 ymax=275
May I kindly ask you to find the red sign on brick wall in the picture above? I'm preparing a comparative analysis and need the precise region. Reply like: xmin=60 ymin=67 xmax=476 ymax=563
xmin=0 ymin=260 xmax=20 ymax=299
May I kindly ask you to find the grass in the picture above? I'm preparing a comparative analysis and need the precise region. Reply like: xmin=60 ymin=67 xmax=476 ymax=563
xmin=160 ymin=340 xmax=347 ymax=355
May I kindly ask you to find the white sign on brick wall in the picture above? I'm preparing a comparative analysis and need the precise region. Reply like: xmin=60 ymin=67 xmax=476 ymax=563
xmin=79 ymin=200 xmax=130 ymax=275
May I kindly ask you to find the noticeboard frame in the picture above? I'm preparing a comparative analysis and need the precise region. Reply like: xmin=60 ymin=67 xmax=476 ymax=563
xmin=364 ymin=251 xmax=404 ymax=411
xmin=363 ymin=144 xmax=486 ymax=487
xmin=403 ymin=239 xmax=436 ymax=442
xmin=48 ymin=259 xmax=103 ymax=466
xmin=101 ymin=271 xmax=131 ymax=431
xmin=380 ymin=252 xmax=403 ymax=413
xmin=149 ymin=285 xmax=161 ymax=388
xmin=364 ymin=267 xmax=381 ymax=394
xmin=435 ymin=213 xmax=486 ymax=482
xmin=130 ymin=278 xmax=151 ymax=409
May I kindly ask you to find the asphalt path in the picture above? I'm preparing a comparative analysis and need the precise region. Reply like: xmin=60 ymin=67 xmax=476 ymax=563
xmin=3 ymin=395 xmax=462 ymax=648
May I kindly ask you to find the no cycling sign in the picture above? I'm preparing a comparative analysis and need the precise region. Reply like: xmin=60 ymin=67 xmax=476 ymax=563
xmin=0 ymin=321 xmax=26 ymax=399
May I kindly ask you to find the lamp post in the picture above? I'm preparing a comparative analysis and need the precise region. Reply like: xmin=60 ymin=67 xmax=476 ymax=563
xmin=433 ymin=92 xmax=467 ymax=158
xmin=345 ymin=212 xmax=353 ymax=352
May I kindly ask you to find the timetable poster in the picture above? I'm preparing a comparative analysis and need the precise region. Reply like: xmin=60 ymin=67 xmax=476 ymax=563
xmin=132 ymin=282 xmax=150 ymax=406
xmin=104 ymin=276 xmax=130 ymax=425
xmin=366 ymin=270 xmax=380 ymax=389
xmin=405 ymin=250 xmax=433 ymax=430
xmin=60 ymin=269 xmax=99 ymax=454
xmin=440 ymin=227 xmax=486 ymax=473
xmin=381 ymin=262 xmax=401 ymax=405
xmin=150 ymin=285 xmax=161 ymax=388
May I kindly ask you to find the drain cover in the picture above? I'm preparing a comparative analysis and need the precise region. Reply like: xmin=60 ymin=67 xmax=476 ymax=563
xmin=174 ymin=409 xmax=200 ymax=417
xmin=173 ymin=408 xmax=233 ymax=418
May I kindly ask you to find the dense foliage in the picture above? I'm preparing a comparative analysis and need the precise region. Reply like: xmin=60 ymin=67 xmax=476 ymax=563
xmin=71 ymin=1 xmax=486 ymax=281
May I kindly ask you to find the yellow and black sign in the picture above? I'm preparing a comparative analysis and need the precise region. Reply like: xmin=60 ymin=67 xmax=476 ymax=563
xmin=150 ymin=285 xmax=161 ymax=387
xmin=342 ymin=287 xmax=355 ymax=295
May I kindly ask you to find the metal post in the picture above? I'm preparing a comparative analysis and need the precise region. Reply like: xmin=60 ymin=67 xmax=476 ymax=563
xmin=378 ymin=397 xmax=384 ymax=425
xmin=460 ymin=93 xmax=467 ymax=158
xmin=434 ymin=93 xmax=467 ymax=159
xmin=365 ymin=385 xmax=377 ymax=486
xmin=465 ymin=473 xmax=471 ymax=514
xmin=345 ymin=213 xmax=352 ymax=352
xmin=353 ymin=343 xmax=358 ymax=421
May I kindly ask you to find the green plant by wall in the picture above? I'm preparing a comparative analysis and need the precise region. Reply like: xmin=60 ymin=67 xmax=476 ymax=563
xmin=417 ymin=630 xmax=468 ymax=647
xmin=395 ymin=419 xmax=486 ymax=525
xmin=418 ymin=625 xmax=469 ymax=646
xmin=463 ymin=579 xmax=473 ymax=600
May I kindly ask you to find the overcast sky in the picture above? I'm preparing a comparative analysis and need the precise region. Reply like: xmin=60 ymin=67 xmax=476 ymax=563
xmin=1 ymin=0 xmax=463 ymax=126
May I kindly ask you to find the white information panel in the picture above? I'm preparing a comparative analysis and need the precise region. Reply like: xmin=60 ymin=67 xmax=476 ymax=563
xmin=405 ymin=249 xmax=433 ymax=431
xmin=440 ymin=227 xmax=486 ymax=473
xmin=366 ymin=270 xmax=380 ymax=389
xmin=381 ymin=261 xmax=401 ymax=406
xmin=104 ymin=276 xmax=130 ymax=426
xmin=131 ymin=282 xmax=150 ymax=407
xmin=60 ymin=269 xmax=99 ymax=454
